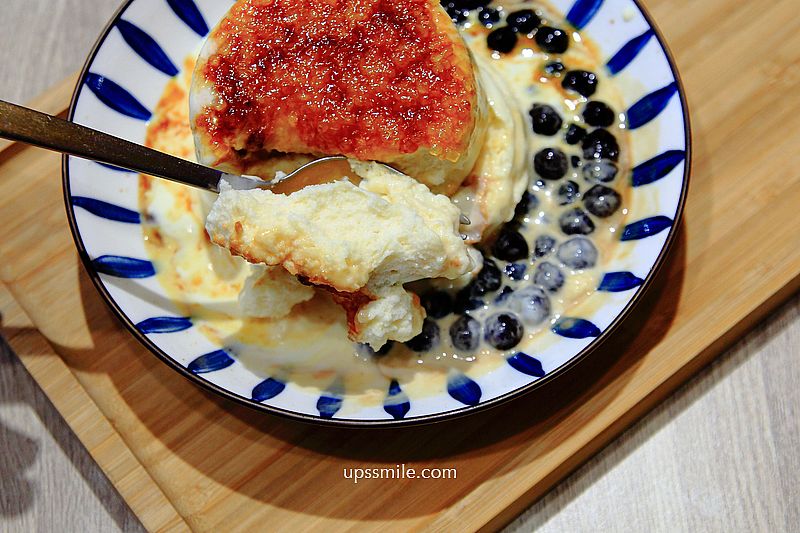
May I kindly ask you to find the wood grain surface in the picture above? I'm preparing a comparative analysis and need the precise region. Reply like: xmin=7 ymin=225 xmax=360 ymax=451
xmin=1 ymin=0 xmax=799 ymax=531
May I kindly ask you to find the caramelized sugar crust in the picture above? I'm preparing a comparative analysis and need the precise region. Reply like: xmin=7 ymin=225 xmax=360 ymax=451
xmin=197 ymin=0 xmax=478 ymax=165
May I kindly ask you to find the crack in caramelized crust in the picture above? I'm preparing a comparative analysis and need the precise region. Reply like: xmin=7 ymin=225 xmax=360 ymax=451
xmin=192 ymin=0 xmax=485 ymax=193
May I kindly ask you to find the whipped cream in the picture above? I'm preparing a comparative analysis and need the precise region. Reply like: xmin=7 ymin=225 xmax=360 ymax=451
xmin=206 ymin=161 xmax=477 ymax=347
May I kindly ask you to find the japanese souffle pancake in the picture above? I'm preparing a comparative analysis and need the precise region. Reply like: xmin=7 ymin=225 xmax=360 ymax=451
xmin=189 ymin=0 xmax=490 ymax=195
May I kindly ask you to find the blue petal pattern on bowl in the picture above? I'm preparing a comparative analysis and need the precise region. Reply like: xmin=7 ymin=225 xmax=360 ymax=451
xmin=606 ymin=29 xmax=654 ymax=74
xmin=599 ymin=272 xmax=644 ymax=292
xmin=92 ymin=255 xmax=154 ymax=278
xmin=136 ymin=316 xmax=193 ymax=334
xmin=84 ymin=73 xmax=151 ymax=121
xmin=167 ymin=0 xmax=210 ymax=36
xmin=72 ymin=197 xmax=141 ymax=224
xmin=116 ymin=20 xmax=179 ymax=76
xmin=252 ymin=378 xmax=287 ymax=402
xmin=317 ymin=394 xmax=344 ymax=419
xmin=628 ymin=82 xmax=679 ymax=129
xmin=63 ymin=0 xmax=689 ymax=424
xmin=553 ymin=318 xmax=602 ymax=339
xmin=566 ymin=0 xmax=603 ymax=29
xmin=384 ymin=380 xmax=411 ymax=420
xmin=621 ymin=216 xmax=673 ymax=241
xmin=447 ymin=372 xmax=482 ymax=406
xmin=507 ymin=352 xmax=546 ymax=378
xmin=632 ymin=150 xmax=686 ymax=187
xmin=188 ymin=350 xmax=235 ymax=374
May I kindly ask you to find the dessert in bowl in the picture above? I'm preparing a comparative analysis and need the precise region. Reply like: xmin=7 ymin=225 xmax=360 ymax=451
xmin=190 ymin=0 xmax=489 ymax=196
xmin=65 ymin=0 xmax=689 ymax=425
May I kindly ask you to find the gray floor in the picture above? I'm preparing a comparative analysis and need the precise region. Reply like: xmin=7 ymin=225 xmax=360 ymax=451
xmin=506 ymin=296 xmax=800 ymax=533
xmin=0 ymin=339 xmax=144 ymax=532
xmin=1 ymin=1 xmax=798 ymax=531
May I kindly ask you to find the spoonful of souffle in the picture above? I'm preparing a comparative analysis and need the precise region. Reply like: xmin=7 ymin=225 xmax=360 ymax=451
xmin=0 ymin=98 xmax=468 ymax=224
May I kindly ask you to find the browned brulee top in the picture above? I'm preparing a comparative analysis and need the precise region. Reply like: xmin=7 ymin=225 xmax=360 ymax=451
xmin=197 ymin=0 xmax=477 ymax=162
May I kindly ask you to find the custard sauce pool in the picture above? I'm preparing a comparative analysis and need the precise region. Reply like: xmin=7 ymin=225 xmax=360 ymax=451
xmin=139 ymin=3 xmax=646 ymax=411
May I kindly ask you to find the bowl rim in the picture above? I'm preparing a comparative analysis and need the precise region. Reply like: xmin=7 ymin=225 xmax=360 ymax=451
xmin=62 ymin=0 xmax=692 ymax=428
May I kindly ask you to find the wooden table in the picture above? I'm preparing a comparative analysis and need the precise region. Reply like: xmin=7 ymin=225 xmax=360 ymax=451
xmin=1 ymin=1 xmax=798 ymax=531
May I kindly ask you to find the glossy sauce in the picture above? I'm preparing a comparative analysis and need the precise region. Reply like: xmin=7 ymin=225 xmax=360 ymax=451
xmin=140 ymin=2 xmax=637 ymax=412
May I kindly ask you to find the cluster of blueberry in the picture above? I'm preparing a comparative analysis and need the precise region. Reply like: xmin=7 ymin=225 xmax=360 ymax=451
xmin=361 ymin=2 xmax=627 ymax=358
xmin=406 ymin=258 xmax=533 ymax=353
xmin=441 ymin=1 xmax=562 ymax=55
xmin=392 ymin=194 xmax=605 ymax=353
xmin=372 ymin=207 xmax=614 ymax=357
xmin=529 ymin=99 xmax=623 ymax=228
xmin=396 ymin=237 xmax=596 ymax=355
xmin=377 ymin=134 xmax=623 ymax=356
xmin=442 ymin=1 xmax=604 ymax=100
xmin=441 ymin=0 xmax=496 ymax=25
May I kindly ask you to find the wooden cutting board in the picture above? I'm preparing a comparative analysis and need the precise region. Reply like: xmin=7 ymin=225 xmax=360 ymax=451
xmin=2 ymin=1 xmax=799 ymax=530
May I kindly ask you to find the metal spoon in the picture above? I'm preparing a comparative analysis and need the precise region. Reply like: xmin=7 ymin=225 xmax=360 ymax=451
xmin=0 ymin=99 xmax=356 ymax=193
xmin=0 ymin=98 xmax=470 ymax=225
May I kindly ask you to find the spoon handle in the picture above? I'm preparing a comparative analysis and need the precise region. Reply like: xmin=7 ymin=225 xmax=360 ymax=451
xmin=0 ymin=99 xmax=224 ymax=192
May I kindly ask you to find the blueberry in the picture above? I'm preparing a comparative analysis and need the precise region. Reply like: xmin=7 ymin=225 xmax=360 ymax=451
xmin=565 ymin=124 xmax=587 ymax=145
xmin=544 ymin=61 xmax=565 ymax=76
xmin=583 ymin=101 xmax=616 ymax=127
xmin=507 ymin=9 xmax=541 ymax=33
xmin=492 ymin=229 xmax=529 ymax=261
xmin=514 ymin=191 xmax=538 ymax=219
xmin=582 ymin=160 xmax=619 ymax=182
xmin=581 ymin=129 xmax=620 ymax=161
xmin=474 ymin=258 xmax=502 ymax=293
xmin=557 ymin=180 xmax=580 ymax=205
xmin=505 ymin=262 xmax=527 ymax=280
xmin=477 ymin=6 xmax=500 ymax=26
xmin=494 ymin=286 xmax=515 ymax=304
xmin=445 ymin=6 xmax=470 ymax=23
xmin=441 ymin=1 xmax=486 ymax=22
xmin=535 ymin=26 xmax=569 ymax=54
xmin=562 ymin=70 xmax=598 ymax=97
xmin=442 ymin=0 xmax=491 ymax=9
xmin=420 ymin=290 xmax=453 ymax=319
xmin=533 ymin=262 xmax=565 ymax=292
xmin=449 ymin=314 xmax=482 ymax=351
xmin=534 ymin=147 xmax=568 ymax=180
xmin=508 ymin=286 xmax=551 ymax=326
xmin=557 ymin=237 xmax=598 ymax=269
xmin=559 ymin=207 xmax=595 ymax=235
xmin=405 ymin=318 xmax=440 ymax=352
xmin=534 ymin=234 xmax=556 ymax=258
xmin=376 ymin=341 xmax=394 ymax=355
xmin=571 ymin=155 xmax=582 ymax=168
xmin=357 ymin=341 xmax=394 ymax=357
xmin=454 ymin=287 xmax=485 ymax=312
xmin=487 ymin=26 xmax=518 ymax=54
xmin=529 ymin=104 xmax=563 ymax=136
xmin=485 ymin=313 xmax=524 ymax=350
xmin=583 ymin=185 xmax=622 ymax=218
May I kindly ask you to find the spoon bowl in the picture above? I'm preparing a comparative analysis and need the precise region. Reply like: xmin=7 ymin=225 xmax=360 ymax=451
xmin=0 ymin=100 xmax=374 ymax=196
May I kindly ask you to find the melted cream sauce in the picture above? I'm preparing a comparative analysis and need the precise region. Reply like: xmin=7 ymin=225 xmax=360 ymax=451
xmin=139 ymin=3 xmax=645 ymax=409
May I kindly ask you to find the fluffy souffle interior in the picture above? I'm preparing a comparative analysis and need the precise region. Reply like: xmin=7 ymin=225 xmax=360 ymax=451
xmin=192 ymin=0 xmax=528 ymax=347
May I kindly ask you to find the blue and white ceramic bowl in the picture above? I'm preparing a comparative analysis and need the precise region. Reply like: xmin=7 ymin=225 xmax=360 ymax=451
xmin=64 ymin=0 xmax=690 ymax=426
